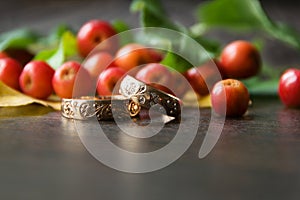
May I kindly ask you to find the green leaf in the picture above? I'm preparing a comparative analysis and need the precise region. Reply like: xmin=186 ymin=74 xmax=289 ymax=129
xmin=131 ymin=0 xmax=166 ymax=19
xmin=196 ymin=0 xmax=300 ymax=51
xmin=131 ymin=0 xmax=182 ymax=31
xmin=266 ymin=22 xmax=300 ymax=50
xmin=44 ymin=24 xmax=73 ymax=45
xmin=243 ymin=77 xmax=279 ymax=96
xmin=34 ymin=31 xmax=78 ymax=69
xmin=33 ymin=49 xmax=56 ymax=60
xmin=196 ymin=0 xmax=267 ymax=30
xmin=111 ymin=19 xmax=134 ymax=46
xmin=111 ymin=19 xmax=131 ymax=33
xmin=192 ymin=36 xmax=220 ymax=57
xmin=160 ymin=51 xmax=192 ymax=73
xmin=0 ymin=28 xmax=39 ymax=51
xmin=242 ymin=64 xmax=282 ymax=96
xmin=29 ymin=24 xmax=73 ymax=54
xmin=156 ymin=31 xmax=212 ymax=73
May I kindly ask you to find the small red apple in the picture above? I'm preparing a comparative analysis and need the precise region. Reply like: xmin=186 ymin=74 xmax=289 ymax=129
xmin=0 ymin=57 xmax=23 ymax=90
xmin=52 ymin=61 xmax=92 ymax=98
xmin=185 ymin=59 xmax=223 ymax=96
xmin=278 ymin=68 xmax=300 ymax=108
xmin=96 ymin=67 xmax=126 ymax=96
xmin=19 ymin=61 xmax=55 ymax=99
xmin=169 ymin=72 xmax=189 ymax=98
xmin=148 ymin=49 xmax=163 ymax=63
xmin=0 ymin=51 xmax=9 ymax=59
xmin=149 ymin=82 xmax=176 ymax=97
xmin=114 ymin=43 xmax=162 ymax=71
xmin=211 ymin=79 xmax=249 ymax=117
xmin=220 ymin=40 xmax=261 ymax=79
xmin=185 ymin=67 xmax=208 ymax=96
xmin=77 ymin=20 xmax=117 ymax=57
xmin=135 ymin=63 xmax=173 ymax=87
xmin=82 ymin=51 xmax=114 ymax=80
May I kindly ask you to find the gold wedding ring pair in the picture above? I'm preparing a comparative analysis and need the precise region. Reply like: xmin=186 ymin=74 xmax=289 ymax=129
xmin=61 ymin=75 xmax=181 ymax=121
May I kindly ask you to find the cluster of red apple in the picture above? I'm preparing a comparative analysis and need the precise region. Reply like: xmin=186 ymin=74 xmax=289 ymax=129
xmin=185 ymin=40 xmax=300 ymax=117
xmin=190 ymin=40 xmax=261 ymax=117
xmin=1 ymin=19 xmax=299 ymax=118
xmin=0 ymin=20 xmax=166 ymax=101
xmin=77 ymin=20 xmax=263 ymax=118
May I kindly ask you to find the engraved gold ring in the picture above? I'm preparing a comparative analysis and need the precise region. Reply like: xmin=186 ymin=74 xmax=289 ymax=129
xmin=61 ymin=95 xmax=141 ymax=120
xmin=119 ymin=75 xmax=181 ymax=118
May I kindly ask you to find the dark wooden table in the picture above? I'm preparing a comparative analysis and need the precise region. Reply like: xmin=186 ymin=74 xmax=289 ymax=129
xmin=1 ymin=0 xmax=300 ymax=199
xmin=1 ymin=97 xmax=300 ymax=200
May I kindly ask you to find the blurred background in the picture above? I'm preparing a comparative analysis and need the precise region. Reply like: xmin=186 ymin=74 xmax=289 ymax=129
xmin=0 ymin=0 xmax=300 ymax=31
xmin=0 ymin=0 xmax=300 ymax=71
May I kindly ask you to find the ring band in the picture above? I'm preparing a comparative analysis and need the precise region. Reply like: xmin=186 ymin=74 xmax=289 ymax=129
xmin=119 ymin=75 xmax=181 ymax=118
xmin=61 ymin=95 xmax=141 ymax=121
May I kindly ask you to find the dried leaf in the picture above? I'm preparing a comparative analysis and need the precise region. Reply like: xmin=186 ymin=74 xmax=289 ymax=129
xmin=198 ymin=94 xmax=211 ymax=108
xmin=183 ymin=90 xmax=211 ymax=108
xmin=0 ymin=81 xmax=61 ymax=110
xmin=0 ymin=104 xmax=54 ymax=118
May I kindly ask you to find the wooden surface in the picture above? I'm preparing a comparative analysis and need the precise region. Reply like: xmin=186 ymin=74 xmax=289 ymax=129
xmin=1 ymin=0 xmax=300 ymax=199
xmin=1 ymin=97 xmax=300 ymax=200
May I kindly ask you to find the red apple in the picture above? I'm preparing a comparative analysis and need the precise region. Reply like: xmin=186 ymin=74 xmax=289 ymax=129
xmin=211 ymin=79 xmax=249 ymax=117
xmin=82 ymin=51 xmax=114 ymax=80
xmin=0 ymin=57 xmax=23 ymax=90
xmin=114 ymin=43 xmax=162 ymax=71
xmin=185 ymin=67 xmax=208 ymax=96
xmin=166 ymin=71 xmax=190 ymax=98
xmin=185 ymin=59 xmax=223 ymax=96
xmin=52 ymin=61 xmax=92 ymax=98
xmin=149 ymin=82 xmax=176 ymax=97
xmin=0 ymin=51 xmax=9 ymax=59
xmin=135 ymin=63 xmax=173 ymax=87
xmin=148 ymin=49 xmax=163 ymax=63
xmin=97 ymin=67 xmax=126 ymax=96
xmin=220 ymin=40 xmax=261 ymax=79
xmin=278 ymin=68 xmax=300 ymax=108
xmin=77 ymin=20 xmax=117 ymax=57
xmin=19 ymin=61 xmax=55 ymax=99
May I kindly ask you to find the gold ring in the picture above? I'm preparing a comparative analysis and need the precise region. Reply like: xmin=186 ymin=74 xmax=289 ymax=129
xmin=61 ymin=95 xmax=141 ymax=121
xmin=119 ymin=75 xmax=181 ymax=118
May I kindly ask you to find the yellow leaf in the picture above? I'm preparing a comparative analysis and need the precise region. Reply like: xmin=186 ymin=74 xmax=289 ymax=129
xmin=0 ymin=104 xmax=55 ymax=118
xmin=0 ymin=81 xmax=61 ymax=110
xmin=198 ymin=94 xmax=211 ymax=108
xmin=182 ymin=90 xmax=212 ymax=108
